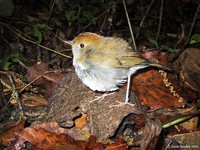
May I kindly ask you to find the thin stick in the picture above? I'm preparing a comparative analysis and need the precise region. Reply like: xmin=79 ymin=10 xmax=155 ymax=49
xmin=46 ymin=0 xmax=56 ymax=24
xmin=19 ymin=71 xmax=50 ymax=93
xmin=188 ymin=2 xmax=200 ymax=40
xmin=122 ymin=0 xmax=137 ymax=51
xmin=162 ymin=116 xmax=192 ymax=129
xmin=136 ymin=0 xmax=155 ymax=39
xmin=0 ymin=22 xmax=72 ymax=59
xmin=156 ymin=0 xmax=164 ymax=41
xmin=8 ymin=74 xmax=24 ymax=116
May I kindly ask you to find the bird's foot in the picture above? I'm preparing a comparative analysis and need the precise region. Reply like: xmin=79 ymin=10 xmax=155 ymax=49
xmin=124 ymin=97 xmax=129 ymax=104
xmin=109 ymin=101 xmax=135 ymax=108
xmin=90 ymin=92 xmax=114 ymax=104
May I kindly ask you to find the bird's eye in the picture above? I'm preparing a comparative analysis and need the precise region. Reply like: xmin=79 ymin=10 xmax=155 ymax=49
xmin=80 ymin=43 xmax=85 ymax=48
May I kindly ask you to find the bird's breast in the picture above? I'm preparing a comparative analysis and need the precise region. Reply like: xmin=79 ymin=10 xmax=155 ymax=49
xmin=74 ymin=64 xmax=128 ymax=92
xmin=73 ymin=56 xmax=90 ymax=70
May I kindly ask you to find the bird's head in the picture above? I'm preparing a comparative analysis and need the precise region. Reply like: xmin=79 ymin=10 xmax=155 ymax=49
xmin=65 ymin=32 xmax=102 ymax=58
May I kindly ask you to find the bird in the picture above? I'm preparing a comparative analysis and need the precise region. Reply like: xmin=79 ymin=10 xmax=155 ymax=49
xmin=65 ymin=32 xmax=170 ymax=104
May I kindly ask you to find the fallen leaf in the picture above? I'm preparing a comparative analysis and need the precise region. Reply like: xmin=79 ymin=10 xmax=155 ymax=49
xmin=168 ymin=131 xmax=200 ymax=147
xmin=14 ymin=128 xmax=75 ymax=149
xmin=179 ymin=48 xmax=200 ymax=92
xmin=24 ymin=61 xmax=64 ymax=97
xmin=105 ymin=138 xmax=128 ymax=150
xmin=11 ymin=93 xmax=48 ymax=107
xmin=75 ymin=113 xmax=87 ymax=128
xmin=31 ymin=122 xmax=90 ymax=141
xmin=1 ymin=119 xmax=25 ymax=146
xmin=131 ymin=70 xmax=183 ymax=111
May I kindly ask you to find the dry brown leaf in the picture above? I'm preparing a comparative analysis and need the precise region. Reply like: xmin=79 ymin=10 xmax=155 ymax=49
xmin=11 ymin=93 xmax=48 ymax=107
xmin=168 ymin=131 xmax=200 ymax=148
xmin=25 ymin=62 xmax=63 ymax=85
xmin=179 ymin=48 xmax=200 ymax=92
xmin=1 ymin=119 xmax=25 ymax=146
xmin=31 ymin=122 xmax=90 ymax=141
xmin=24 ymin=62 xmax=64 ymax=97
xmin=74 ymin=113 xmax=87 ymax=128
xmin=105 ymin=138 xmax=128 ymax=150
xmin=131 ymin=70 xmax=183 ymax=111
xmin=128 ymin=51 xmax=185 ymax=110
xmin=14 ymin=128 xmax=75 ymax=149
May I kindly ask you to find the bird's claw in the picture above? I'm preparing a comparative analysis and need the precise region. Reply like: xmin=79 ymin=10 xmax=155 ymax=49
xmin=90 ymin=92 xmax=114 ymax=104
xmin=109 ymin=101 xmax=135 ymax=108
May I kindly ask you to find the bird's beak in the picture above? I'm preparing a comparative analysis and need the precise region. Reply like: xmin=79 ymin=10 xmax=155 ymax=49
xmin=64 ymin=40 xmax=73 ymax=46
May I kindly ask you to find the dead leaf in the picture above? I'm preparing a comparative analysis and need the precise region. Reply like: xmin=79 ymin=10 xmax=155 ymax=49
xmin=131 ymin=70 xmax=183 ymax=111
xmin=85 ymin=135 xmax=105 ymax=150
xmin=140 ymin=118 xmax=162 ymax=150
xmin=168 ymin=131 xmax=200 ymax=147
xmin=1 ymin=119 xmax=25 ymax=146
xmin=25 ymin=62 xmax=48 ymax=85
xmin=75 ymin=113 xmax=87 ymax=128
xmin=31 ymin=122 xmax=90 ymax=141
xmin=25 ymin=62 xmax=63 ymax=85
xmin=14 ymin=128 xmax=75 ymax=149
xmin=179 ymin=48 xmax=200 ymax=92
xmin=142 ymin=50 xmax=170 ymax=65
xmin=24 ymin=62 xmax=64 ymax=97
xmin=105 ymin=138 xmax=128 ymax=150
xmin=11 ymin=93 xmax=48 ymax=107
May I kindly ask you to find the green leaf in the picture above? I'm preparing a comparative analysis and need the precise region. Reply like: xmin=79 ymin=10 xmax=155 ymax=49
xmin=165 ymin=47 xmax=174 ymax=53
xmin=33 ymin=26 xmax=42 ymax=44
xmin=35 ymin=24 xmax=51 ymax=30
xmin=32 ymin=24 xmax=50 ymax=44
xmin=3 ymin=54 xmax=23 ymax=70
xmin=190 ymin=34 xmax=200 ymax=44
xmin=147 ymin=38 xmax=159 ymax=49
xmin=3 ymin=61 xmax=11 ymax=70
xmin=161 ymin=45 xmax=174 ymax=53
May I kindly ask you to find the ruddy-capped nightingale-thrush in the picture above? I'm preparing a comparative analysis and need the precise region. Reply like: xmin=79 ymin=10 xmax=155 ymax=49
xmin=65 ymin=32 xmax=170 ymax=104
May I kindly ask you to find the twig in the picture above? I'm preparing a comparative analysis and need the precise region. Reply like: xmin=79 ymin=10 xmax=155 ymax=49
xmin=174 ymin=24 xmax=185 ymax=49
xmin=136 ymin=0 xmax=155 ymax=39
xmin=156 ymin=0 xmax=164 ymax=42
xmin=0 ymin=78 xmax=12 ymax=90
xmin=105 ymin=143 xmax=128 ymax=150
xmin=0 ymin=22 xmax=72 ymax=59
xmin=18 ymin=61 xmax=60 ymax=93
xmin=8 ymin=74 xmax=24 ymax=116
xmin=100 ymin=10 xmax=108 ymax=33
xmin=46 ymin=0 xmax=56 ymax=24
xmin=188 ymin=2 xmax=200 ymax=40
xmin=162 ymin=115 xmax=192 ymax=129
xmin=0 ymin=70 xmax=7 ymax=75
xmin=122 ymin=0 xmax=137 ymax=51
xmin=107 ymin=1 xmax=116 ymax=35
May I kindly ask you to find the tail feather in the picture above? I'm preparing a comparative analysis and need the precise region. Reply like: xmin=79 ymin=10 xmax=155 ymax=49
xmin=149 ymin=63 xmax=172 ymax=71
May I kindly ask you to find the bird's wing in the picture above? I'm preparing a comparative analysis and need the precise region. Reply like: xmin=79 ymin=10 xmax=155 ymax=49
xmin=87 ymin=38 xmax=148 ymax=68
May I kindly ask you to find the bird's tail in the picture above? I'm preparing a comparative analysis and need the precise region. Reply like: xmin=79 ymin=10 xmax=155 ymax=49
xmin=149 ymin=63 xmax=172 ymax=71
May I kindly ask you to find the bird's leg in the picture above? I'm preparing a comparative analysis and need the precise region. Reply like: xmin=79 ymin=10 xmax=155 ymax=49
xmin=124 ymin=74 xmax=131 ymax=104
xmin=108 ymin=75 xmax=135 ymax=107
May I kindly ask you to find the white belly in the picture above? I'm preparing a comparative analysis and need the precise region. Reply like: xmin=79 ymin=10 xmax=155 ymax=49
xmin=74 ymin=65 xmax=128 ymax=92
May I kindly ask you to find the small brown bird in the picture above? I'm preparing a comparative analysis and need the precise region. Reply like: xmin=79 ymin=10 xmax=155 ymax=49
xmin=65 ymin=32 xmax=169 ymax=104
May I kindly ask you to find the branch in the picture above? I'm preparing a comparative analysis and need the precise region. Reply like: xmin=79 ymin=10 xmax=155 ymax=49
xmin=122 ymin=0 xmax=137 ymax=51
